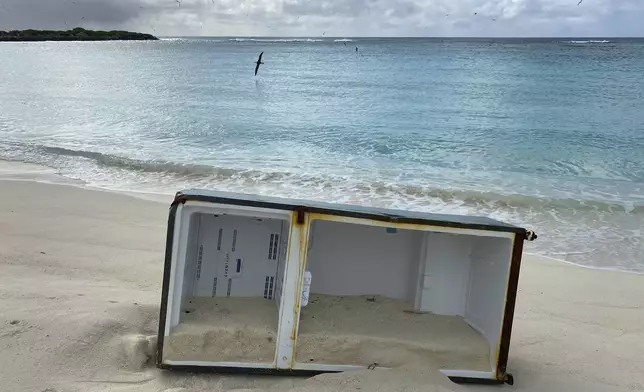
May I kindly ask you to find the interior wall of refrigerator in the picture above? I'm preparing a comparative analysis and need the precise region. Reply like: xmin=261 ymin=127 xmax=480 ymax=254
xmin=188 ymin=214 xmax=284 ymax=300
xmin=415 ymin=232 xmax=513 ymax=367
xmin=274 ymin=226 xmax=289 ymax=311
xmin=162 ymin=203 xmax=293 ymax=365
xmin=295 ymin=216 xmax=515 ymax=373
xmin=180 ymin=212 xmax=202 ymax=313
xmin=304 ymin=220 xmax=424 ymax=300
xmin=465 ymin=236 xmax=513 ymax=367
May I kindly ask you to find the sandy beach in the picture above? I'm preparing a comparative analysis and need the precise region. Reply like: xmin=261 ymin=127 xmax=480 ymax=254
xmin=1 ymin=164 xmax=643 ymax=392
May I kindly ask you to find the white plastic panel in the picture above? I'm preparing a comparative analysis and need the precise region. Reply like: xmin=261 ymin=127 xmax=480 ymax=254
xmin=276 ymin=212 xmax=306 ymax=369
xmin=305 ymin=220 xmax=423 ymax=301
xmin=415 ymin=232 xmax=474 ymax=315
xmin=169 ymin=204 xmax=190 ymax=330
xmin=464 ymin=236 xmax=514 ymax=365
xmin=181 ymin=213 xmax=202 ymax=311
xmin=191 ymin=214 xmax=286 ymax=299
xmin=166 ymin=203 xmax=291 ymax=333
xmin=274 ymin=221 xmax=288 ymax=311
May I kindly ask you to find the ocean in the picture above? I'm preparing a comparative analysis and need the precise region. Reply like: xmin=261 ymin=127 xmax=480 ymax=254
xmin=1 ymin=37 xmax=643 ymax=272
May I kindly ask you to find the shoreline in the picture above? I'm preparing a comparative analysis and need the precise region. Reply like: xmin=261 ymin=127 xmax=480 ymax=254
xmin=0 ymin=159 xmax=174 ymax=204
xmin=1 ymin=173 xmax=643 ymax=391
xmin=533 ymin=253 xmax=644 ymax=275
xmin=1 ymin=158 xmax=640 ymax=275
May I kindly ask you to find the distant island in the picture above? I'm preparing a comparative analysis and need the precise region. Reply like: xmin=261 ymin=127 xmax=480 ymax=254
xmin=0 ymin=28 xmax=158 ymax=42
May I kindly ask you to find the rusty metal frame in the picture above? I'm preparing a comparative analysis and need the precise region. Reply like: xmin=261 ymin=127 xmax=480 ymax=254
xmin=494 ymin=231 xmax=526 ymax=384
xmin=170 ymin=190 xmax=525 ymax=234
xmin=157 ymin=190 xmax=532 ymax=386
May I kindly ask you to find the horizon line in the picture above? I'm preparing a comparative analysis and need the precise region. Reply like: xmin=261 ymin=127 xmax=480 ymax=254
xmin=159 ymin=35 xmax=644 ymax=39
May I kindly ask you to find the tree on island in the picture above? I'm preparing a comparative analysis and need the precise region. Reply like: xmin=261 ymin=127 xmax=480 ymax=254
xmin=0 ymin=27 xmax=158 ymax=42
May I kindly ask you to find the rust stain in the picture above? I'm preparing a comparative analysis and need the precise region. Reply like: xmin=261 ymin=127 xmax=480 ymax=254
xmin=308 ymin=212 xmax=427 ymax=231
xmin=171 ymin=192 xmax=187 ymax=206
xmin=272 ymin=213 xmax=298 ymax=370
xmin=495 ymin=232 xmax=525 ymax=380
xmin=296 ymin=208 xmax=306 ymax=225
xmin=288 ymin=210 xmax=310 ymax=367
xmin=289 ymin=210 xmax=301 ymax=342
xmin=306 ymin=212 xmax=512 ymax=239
xmin=493 ymin=234 xmax=515 ymax=379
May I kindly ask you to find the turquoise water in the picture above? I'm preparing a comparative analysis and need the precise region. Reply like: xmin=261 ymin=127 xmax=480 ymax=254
xmin=1 ymin=38 xmax=643 ymax=272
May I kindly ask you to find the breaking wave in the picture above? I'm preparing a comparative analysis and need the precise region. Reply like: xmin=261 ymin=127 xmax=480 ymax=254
xmin=229 ymin=38 xmax=324 ymax=43
xmin=30 ymin=146 xmax=644 ymax=215
xmin=565 ymin=40 xmax=611 ymax=44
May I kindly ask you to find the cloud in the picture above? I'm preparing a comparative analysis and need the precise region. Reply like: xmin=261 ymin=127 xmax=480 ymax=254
xmin=0 ymin=0 xmax=642 ymax=37
xmin=0 ymin=0 xmax=145 ymax=30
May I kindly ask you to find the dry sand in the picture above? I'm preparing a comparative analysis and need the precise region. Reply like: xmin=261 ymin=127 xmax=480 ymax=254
xmin=296 ymin=294 xmax=490 ymax=370
xmin=164 ymin=297 xmax=278 ymax=363
xmin=1 ymin=162 xmax=644 ymax=392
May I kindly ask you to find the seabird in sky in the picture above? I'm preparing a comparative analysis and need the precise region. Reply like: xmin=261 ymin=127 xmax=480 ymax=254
xmin=255 ymin=52 xmax=264 ymax=76
xmin=577 ymin=0 xmax=583 ymax=4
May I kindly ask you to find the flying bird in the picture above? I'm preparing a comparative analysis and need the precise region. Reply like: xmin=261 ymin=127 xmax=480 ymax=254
xmin=578 ymin=0 xmax=583 ymax=4
xmin=254 ymin=52 xmax=264 ymax=76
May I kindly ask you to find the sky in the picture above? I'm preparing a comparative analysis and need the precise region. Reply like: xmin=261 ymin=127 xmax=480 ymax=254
xmin=0 ymin=0 xmax=642 ymax=37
